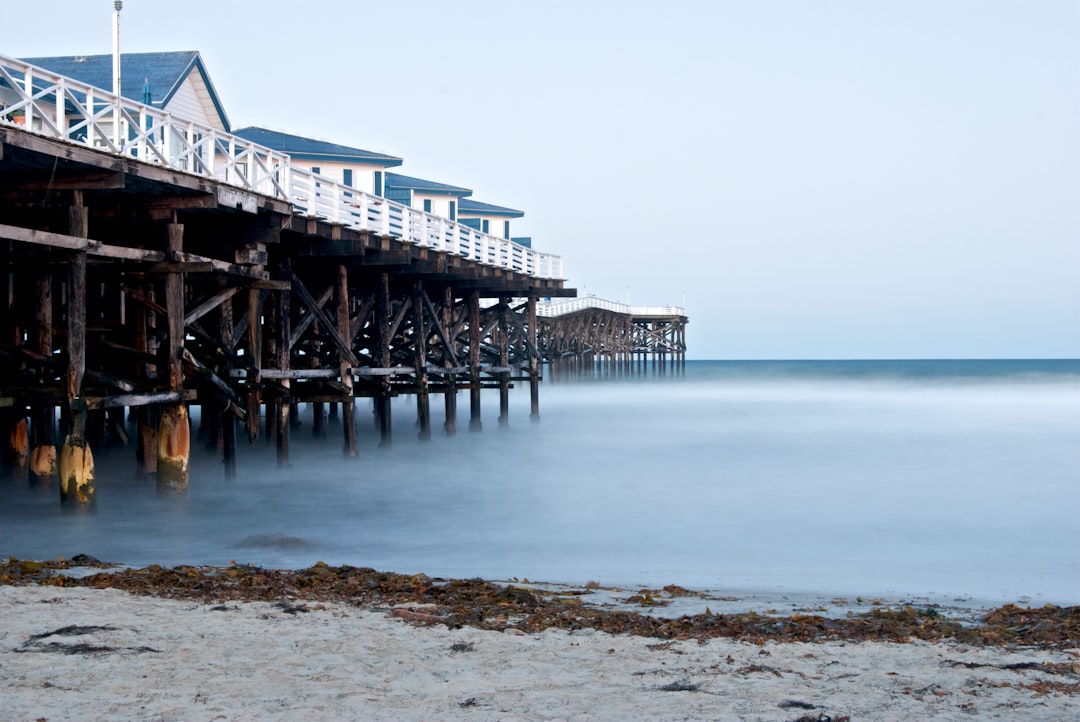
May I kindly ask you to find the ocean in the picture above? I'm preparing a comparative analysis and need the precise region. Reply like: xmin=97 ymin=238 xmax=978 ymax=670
xmin=2 ymin=359 xmax=1078 ymax=608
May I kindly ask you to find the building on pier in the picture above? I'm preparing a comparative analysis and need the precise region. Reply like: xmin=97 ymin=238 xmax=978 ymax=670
xmin=232 ymin=127 xmax=402 ymax=198
xmin=22 ymin=51 xmax=231 ymax=131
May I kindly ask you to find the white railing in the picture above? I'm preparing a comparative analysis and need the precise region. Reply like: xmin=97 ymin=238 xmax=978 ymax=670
xmin=536 ymin=297 xmax=686 ymax=318
xmin=0 ymin=52 xmax=563 ymax=280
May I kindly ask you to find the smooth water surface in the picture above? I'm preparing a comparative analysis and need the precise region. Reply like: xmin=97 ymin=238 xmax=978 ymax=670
xmin=2 ymin=360 xmax=1078 ymax=606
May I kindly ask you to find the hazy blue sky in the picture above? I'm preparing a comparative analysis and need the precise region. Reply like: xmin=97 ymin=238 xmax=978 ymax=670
xmin=4 ymin=1 xmax=1077 ymax=359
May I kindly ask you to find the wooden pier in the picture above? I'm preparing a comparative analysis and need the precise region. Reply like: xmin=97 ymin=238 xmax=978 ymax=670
xmin=0 ymin=125 xmax=569 ymax=502
xmin=537 ymin=298 xmax=688 ymax=378
xmin=0 ymin=52 xmax=687 ymax=504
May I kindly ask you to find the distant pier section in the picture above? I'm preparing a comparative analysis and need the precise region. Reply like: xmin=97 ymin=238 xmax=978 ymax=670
xmin=537 ymin=297 xmax=688 ymax=377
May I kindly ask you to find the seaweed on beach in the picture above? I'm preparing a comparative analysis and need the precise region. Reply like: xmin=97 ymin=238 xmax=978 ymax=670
xmin=3 ymin=558 xmax=1078 ymax=650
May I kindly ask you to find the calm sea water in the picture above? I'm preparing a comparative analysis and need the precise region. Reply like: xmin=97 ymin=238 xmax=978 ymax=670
xmin=2 ymin=359 xmax=1078 ymax=607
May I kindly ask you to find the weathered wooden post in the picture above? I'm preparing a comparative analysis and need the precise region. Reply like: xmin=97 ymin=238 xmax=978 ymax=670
xmin=157 ymin=221 xmax=189 ymax=491
xmin=4 ymin=411 xmax=29 ymax=480
xmin=442 ymin=287 xmax=457 ymax=435
xmin=413 ymin=283 xmax=431 ymax=441
xmin=498 ymin=297 xmax=510 ymax=426
xmin=337 ymin=265 xmax=356 ymax=456
xmin=275 ymin=283 xmax=291 ymax=467
xmin=468 ymin=290 xmax=482 ymax=432
xmin=528 ymin=296 xmax=540 ymax=420
xmin=29 ymin=269 xmax=57 ymax=488
xmin=59 ymin=197 xmax=94 ymax=506
xmin=245 ymin=288 xmax=263 ymax=442
xmin=219 ymin=291 xmax=237 ymax=479
xmin=374 ymin=273 xmax=392 ymax=447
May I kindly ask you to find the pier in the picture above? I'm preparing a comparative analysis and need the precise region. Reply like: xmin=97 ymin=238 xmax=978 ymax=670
xmin=0 ymin=51 xmax=686 ymax=503
xmin=538 ymin=298 xmax=688 ymax=378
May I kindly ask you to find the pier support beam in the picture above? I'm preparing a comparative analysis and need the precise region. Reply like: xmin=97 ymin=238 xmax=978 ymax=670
xmin=59 ymin=198 xmax=94 ymax=507
xmin=30 ymin=270 xmax=56 ymax=488
xmin=442 ymin=287 xmax=457 ymax=435
xmin=498 ymin=298 xmax=510 ymax=426
xmin=338 ymin=265 xmax=357 ymax=456
xmin=528 ymin=296 xmax=540 ymax=420
xmin=413 ymin=283 xmax=431 ymax=441
xmin=468 ymin=291 xmax=482 ymax=432
xmin=157 ymin=222 xmax=189 ymax=490
xmin=275 ymin=284 xmax=291 ymax=467
xmin=376 ymin=273 xmax=392 ymax=447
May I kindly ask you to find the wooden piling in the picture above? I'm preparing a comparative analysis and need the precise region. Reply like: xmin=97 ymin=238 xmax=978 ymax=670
xmin=337 ymin=265 xmax=356 ymax=456
xmin=275 ymin=285 xmax=291 ymax=467
xmin=376 ymin=273 xmax=392 ymax=447
xmin=413 ymin=283 xmax=431 ymax=441
xmin=59 ymin=199 xmax=94 ymax=506
xmin=442 ymin=287 xmax=457 ymax=435
xmin=528 ymin=296 xmax=540 ymax=420
xmin=468 ymin=290 xmax=482 ymax=432
xmin=157 ymin=222 xmax=189 ymax=490
xmin=498 ymin=297 xmax=510 ymax=426
xmin=30 ymin=268 xmax=56 ymax=488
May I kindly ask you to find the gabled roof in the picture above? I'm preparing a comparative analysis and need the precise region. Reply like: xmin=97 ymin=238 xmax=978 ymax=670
xmin=233 ymin=127 xmax=402 ymax=167
xmin=385 ymin=172 xmax=471 ymax=197
xmin=458 ymin=198 xmax=524 ymax=218
xmin=23 ymin=51 xmax=231 ymax=130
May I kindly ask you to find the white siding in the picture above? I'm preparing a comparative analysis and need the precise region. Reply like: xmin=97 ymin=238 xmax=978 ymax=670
xmin=164 ymin=73 xmax=223 ymax=130
xmin=294 ymin=161 xmax=388 ymax=196
xmin=412 ymin=193 xmax=460 ymax=219
xmin=457 ymin=211 xmax=514 ymax=238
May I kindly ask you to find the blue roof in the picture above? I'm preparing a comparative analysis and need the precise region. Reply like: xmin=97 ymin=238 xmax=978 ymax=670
xmin=23 ymin=51 xmax=231 ymax=131
xmin=232 ymin=127 xmax=402 ymax=166
xmin=458 ymin=198 xmax=524 ymax=218
xmin=385 ymin=172 xmax=471 ymax=197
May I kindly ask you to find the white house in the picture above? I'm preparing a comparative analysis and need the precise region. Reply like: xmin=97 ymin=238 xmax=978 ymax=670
xmin=21 ymin=51 xmax=231 ymax=131
xmin=232 ymin=127 xmax=402 ymax=197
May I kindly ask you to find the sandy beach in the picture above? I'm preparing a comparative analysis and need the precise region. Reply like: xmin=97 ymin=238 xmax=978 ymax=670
xmin=2 ymin=564 xmax=1078 ymax=722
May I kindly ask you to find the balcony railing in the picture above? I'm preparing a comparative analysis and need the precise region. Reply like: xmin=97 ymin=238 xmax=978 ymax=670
xmin=536 ymin=297 xmax=686 ymax=317
xmin=0 ymin=53 xmax=562 ymax=280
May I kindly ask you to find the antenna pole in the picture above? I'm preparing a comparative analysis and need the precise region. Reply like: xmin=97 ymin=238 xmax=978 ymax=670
xmin=112 ymin=1 xmax=122 ymax=147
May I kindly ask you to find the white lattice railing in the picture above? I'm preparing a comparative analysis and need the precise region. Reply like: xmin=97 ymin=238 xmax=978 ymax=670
xmin=0 ymin=52 xmax=563 ymax=280
xmin=536 ymin=297 xmax=685 ymax=318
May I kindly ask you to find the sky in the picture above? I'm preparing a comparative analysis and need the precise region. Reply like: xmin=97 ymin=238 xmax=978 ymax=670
xmin=3 ymin=0 xmax=1077 ymax=359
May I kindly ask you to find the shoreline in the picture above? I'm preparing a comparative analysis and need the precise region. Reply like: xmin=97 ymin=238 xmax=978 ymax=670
xmin=3 ymin=558 xmax=1078 ymax=648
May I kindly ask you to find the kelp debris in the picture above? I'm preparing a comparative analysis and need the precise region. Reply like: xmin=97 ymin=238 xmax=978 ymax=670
xmin=2 ymin=558 xmax=1077 ymax=648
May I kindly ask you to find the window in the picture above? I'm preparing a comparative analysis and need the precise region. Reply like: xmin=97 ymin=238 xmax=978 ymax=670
xmin=310 ymin=166 xmax=321 ymax=175
xmin=343 ymin=169 xmax=353 ymax=187
xmin=423 ymin=199 xmax=432 ymax=213
xmin=481 ymin=219 xmax=490 ymax=234
xmin=374 ymin=171 xmax=383 ymax=197
xmin=504 ymin=220 xmax=511 ymax=239
xmin=449 ymin=201 xmax=456 ymax=221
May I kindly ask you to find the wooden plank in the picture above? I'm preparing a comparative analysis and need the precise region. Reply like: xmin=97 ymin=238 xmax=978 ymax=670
xmin=181 ymin=348 xmax=245 ymax=412
xmin=289 ymin=284 xmax=333 ymax=349
xmin=184 ymin=287 xmax=239 ymax=327
xmin=90 ymin=244 xmax=165 ymax=262
xmin=81 ymin=391 xmax=184 ymax=411
xmin=285 ymin=269 xmax=358 ymax=365
xmin=0 ymin=223 xmax=88 ymax=250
